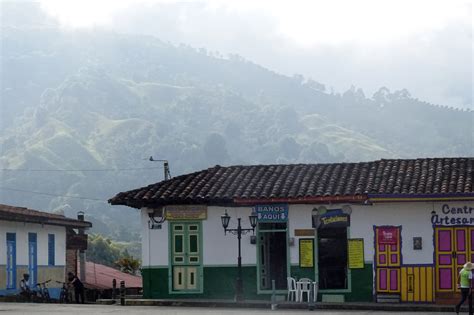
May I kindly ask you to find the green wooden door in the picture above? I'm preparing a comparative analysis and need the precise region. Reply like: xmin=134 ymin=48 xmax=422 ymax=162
xmin=170 ymin=222 xmax=202 ymax=293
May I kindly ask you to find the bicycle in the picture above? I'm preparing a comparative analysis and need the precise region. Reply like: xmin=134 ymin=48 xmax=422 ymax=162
xmin=56 ymin=281 xmax=71 ymax=303
xmin=35 ymin=280 xmax=51 ymax=303
xmin=14 ymin=289 xmax=33 ymax=302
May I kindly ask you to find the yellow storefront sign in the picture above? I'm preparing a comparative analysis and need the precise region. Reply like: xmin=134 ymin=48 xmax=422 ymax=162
xmin=299 ymin=239 xmax=314 ymax=268
xmin=348 ymin=238 xmax=364 ymax=269
xmin=165 ymin=205 xmax=207 ymax=220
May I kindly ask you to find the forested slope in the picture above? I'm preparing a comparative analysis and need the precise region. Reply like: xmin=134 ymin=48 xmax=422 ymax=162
xmin=1 ymin=5 xmax=472 ymax=237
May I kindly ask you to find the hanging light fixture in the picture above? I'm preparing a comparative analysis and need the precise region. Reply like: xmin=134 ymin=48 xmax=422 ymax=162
xmin=147 ymin=207 xmax=166 ymax=229
xmin=248 ymin=210 xmax=257 ymax=229
xmin=221 ymin=210 xmax=231 ymax=233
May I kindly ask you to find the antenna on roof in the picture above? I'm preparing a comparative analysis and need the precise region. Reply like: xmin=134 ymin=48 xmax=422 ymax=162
xmin=149 ymin=156 xmax=171 ymax=180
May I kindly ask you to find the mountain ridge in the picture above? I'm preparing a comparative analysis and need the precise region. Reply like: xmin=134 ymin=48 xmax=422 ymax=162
xmin=1 ymin=21 xmax=472 ymax=238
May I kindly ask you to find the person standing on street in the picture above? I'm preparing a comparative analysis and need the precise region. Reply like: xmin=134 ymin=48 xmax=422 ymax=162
xmin=68 ymin=272 xmax=85 ymax=304
xmin=455 ymin=262 xmax=473 ymax=315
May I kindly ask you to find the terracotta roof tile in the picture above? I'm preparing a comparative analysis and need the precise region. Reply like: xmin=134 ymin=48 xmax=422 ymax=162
xmin=109 ymin=158 xmax=474 ymax=208
xmin=0 ymin=204 xmax=92 ymax=228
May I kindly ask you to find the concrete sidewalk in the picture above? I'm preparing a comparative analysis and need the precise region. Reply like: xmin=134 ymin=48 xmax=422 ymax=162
xmin=97 ymin=298 xmax=472 ymax=313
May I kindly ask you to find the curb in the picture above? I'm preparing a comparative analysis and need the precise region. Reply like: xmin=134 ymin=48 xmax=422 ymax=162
xmin=96 ymin=298 xmax=469 ymax=312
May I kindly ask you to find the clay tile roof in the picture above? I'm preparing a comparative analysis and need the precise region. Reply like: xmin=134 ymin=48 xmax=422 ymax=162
xmin=109 ymin=157 xmax=474 ymax=208
xmin=0 ymin=204 xmax=92 ymax=228
xmin=80 ymin=261 xmax=142 ymax=289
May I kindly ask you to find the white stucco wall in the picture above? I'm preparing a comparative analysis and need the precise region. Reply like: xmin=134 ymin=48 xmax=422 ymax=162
xmin=203 ymin=206 xmax=257 ymax=266
xmin=0 ymin=220 xmax=66 ymax=266
xmin=287 ymin=204 xmax=313 ymax=265
xmin=141 ymin=206 xmax=257 ymax=267
xmin=352 ymin=201 xmax=473 ymax=265
xmin=143 ymin=201 xmax=474 ymax=268
xmin=350 ymin=202 xmax=433 ymax=265
xmin=141 ymin=209 xmax=169 ymax=267
xmin=289 ymin=201 xmax=474 ymax=266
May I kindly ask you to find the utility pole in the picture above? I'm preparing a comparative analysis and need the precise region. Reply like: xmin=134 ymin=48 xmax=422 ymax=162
xmin=149 ymin=156 xmax=171 ymax=180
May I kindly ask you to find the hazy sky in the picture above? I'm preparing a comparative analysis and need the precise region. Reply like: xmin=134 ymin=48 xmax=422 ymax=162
xmin=39 ymin=0 xmax=472 ymax=108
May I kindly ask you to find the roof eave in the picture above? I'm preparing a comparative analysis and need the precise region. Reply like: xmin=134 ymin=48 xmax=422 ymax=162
xmin=110 ymin=197 xmax=236 ymax=209
xmin=368 ymin=193 xmax=474 ymax=202
xmin=0 ymin=214 xmax=92 ymax=228
xmin=233 ymin=195 xmax=368 ymax=205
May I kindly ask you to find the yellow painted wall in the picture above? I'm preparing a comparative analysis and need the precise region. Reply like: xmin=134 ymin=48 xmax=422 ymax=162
xmin=401 ymin=266 xmax=434 ymax=302
xmin=0 ymin=266 xmax=6 ymax=288
xmin=1 ymin=266 xmax=65 ymax=290
xmin=37 ymin=266 xmax=65 ymax=289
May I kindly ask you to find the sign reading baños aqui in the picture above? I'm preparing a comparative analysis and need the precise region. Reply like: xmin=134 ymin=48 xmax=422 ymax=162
xmin=254 ymin=204 xmax=288 ymax=222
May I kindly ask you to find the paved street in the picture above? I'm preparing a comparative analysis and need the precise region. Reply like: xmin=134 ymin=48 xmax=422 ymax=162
xmin=0 ymin=303 xmax=455 ymax=315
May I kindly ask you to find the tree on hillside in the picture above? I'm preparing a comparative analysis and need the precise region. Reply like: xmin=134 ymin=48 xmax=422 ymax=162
xmin=372 ymin=87 xmax=391 ymax=105
xmin=88 ymin=234 xmax=141 ymax=274
xmin=305 ymin=79 xmax=326 ymax=92
xmin=115 ymin=250 xmax=141 ymax=275
xmin=87 ymin=234 xmax=121 ymax=267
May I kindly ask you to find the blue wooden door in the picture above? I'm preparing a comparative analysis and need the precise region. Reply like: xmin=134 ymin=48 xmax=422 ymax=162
xmin=6 ymin=233 xmax=16 ymax=290
xmin=28 ymin=233 xmax=37 ymax=287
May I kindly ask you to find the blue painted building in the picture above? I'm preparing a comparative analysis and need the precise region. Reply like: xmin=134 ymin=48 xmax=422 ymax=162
xmin=0 ymin=204 xmax=91 ymax=298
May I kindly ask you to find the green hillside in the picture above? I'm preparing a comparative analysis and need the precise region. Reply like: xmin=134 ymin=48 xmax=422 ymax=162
xmin=1 ymin=5 xmax=472 ymax=239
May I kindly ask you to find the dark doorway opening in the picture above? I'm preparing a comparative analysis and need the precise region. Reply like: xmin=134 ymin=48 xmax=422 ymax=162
xmin=318 ymin=227 xmax=348 ymax=289
xmin=258 ymin=223 xmax=288 ymax=290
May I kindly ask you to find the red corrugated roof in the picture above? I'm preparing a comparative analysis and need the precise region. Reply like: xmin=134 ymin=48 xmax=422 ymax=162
xmin=79 ymin=261 xmax=142 ymax=289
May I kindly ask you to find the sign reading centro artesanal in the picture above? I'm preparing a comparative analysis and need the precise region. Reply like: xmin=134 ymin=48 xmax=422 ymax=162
xmin=254 ymin=204 xmax=288 ymax=222
xmin=431 ymin=204 xmax=474 ymax=226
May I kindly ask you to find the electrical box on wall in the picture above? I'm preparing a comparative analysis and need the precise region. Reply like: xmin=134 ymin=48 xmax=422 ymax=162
xmin=413 ymin=237 xmax=422 ymax=250
xmin=149 ymin=222 xmax=162 ymax=230
xmin=250 ymin=235 xmax=256 ymax=244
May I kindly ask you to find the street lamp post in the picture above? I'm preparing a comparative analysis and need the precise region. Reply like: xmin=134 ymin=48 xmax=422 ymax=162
xmin=221 ymin=210 xmax=258 ymax=302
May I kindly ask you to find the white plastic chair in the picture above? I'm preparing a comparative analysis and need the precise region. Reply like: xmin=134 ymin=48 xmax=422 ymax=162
xmin=312 ymin=281 xmax=319 ymax=302
xmin=298 ymin=278 xmax=312 ymax=302
xmin=287 ymin=277 xmax=298 ymax=302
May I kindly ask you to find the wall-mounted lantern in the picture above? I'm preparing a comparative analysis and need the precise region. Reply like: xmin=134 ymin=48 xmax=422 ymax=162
xmin=147 ymin=207 xmax=166 ymax=229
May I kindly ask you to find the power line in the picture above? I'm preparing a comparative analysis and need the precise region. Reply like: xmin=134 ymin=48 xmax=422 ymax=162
xmin=0 ymin=166 xmax=164 ymax=172
xmin=0 ymin=187 xmax=106 ymax=202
